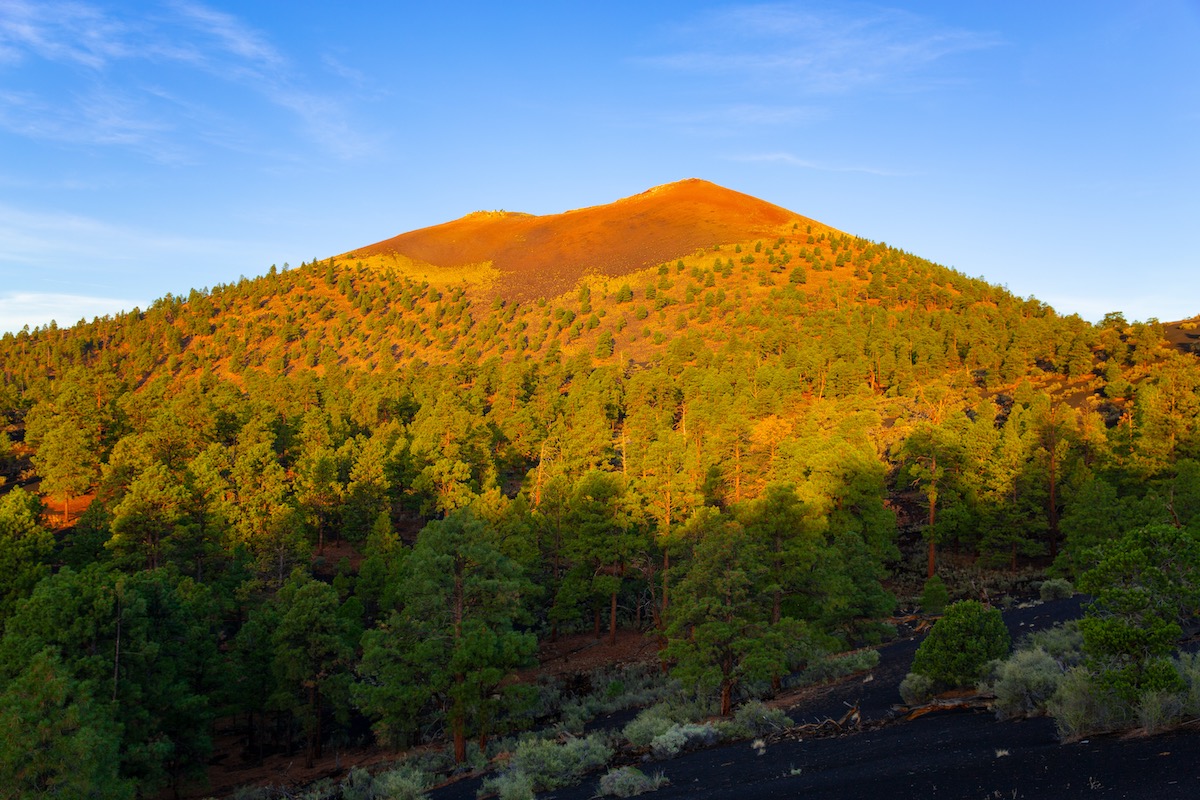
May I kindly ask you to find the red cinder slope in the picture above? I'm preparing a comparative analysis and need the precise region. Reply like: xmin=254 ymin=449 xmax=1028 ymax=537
xmin=345 ymin=178 xmax=814 ymax=300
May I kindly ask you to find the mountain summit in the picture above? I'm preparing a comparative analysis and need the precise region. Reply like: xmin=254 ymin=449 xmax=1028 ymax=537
xmin=341 ymin=179 xmax=817 ymax=300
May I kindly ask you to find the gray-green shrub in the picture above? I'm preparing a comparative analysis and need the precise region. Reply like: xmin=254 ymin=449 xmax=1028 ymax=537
xmin=795 ymin=649 xmax=881 ymax=686
xmin=623 ymin=706 xmax=675 ymax=747
xmin=732 ymin=700 xmax=792 ymax=736
xmin=649 ymin=723 xmax=719 ymax=760
xmin=899 ymin=672 xmax=935 ymax=705
xmin=506 ymin=734 xmax=613 ymax=791
xmin=1021 ymin=621 xmax=1084 ymax=664
xmin=479 ymin=770 xmax=535 ymax=800
xmin=596 ymin=766 xmax=669 ymax=797
xmin=986 ymin=648 xmax=1063 ymax=719
xmin=1174 ymin=652 xmax=1200 ymax=717
xmin=1039 ymin=578 xmax=1074 ymax=601
xmin=1047 ymin=666 xmax=1133 ymax=740
xmin=1137 ymin=691 xmax=1184 ymax=734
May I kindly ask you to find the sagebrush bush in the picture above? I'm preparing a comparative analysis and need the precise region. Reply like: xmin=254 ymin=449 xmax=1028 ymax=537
xmin=1021 ymin=621 xmax=1083 ymax=664
xmin=623 ymin=706 xmax=675 ymax=747
xmin=986 ymin=648 xmax=1063 ymax=719
xmin=796 ymin=649 xmax=881 ymax=686
xmin=298 ymin=779 xmax=338 ymax=800
xmin=911 ymin=600 xmax=1010 ymax=688
xmin=899 ymin=672 xmax=935 ymax=705
xmin=1038 ymin=578 xmax=1074 ymax=601
xmin=1174 ymin=652 xmax=1200 ymax=717
xmin=339 ymin=768 xmax=377 ymax=800
xmin=1048 ymin=666 xmax=1133 ymax=740
xmin=232 ymin=787 xmax=278 ymax=800
xmin=1137 ymin=691 xmax=1184 ymax=734
xmin=506 ymin=734 xmax=613 ymax=791
xmin=596 ymin=766 xmax=669 ymax=797
xmin=479 ymin=770 xmax=535 ymax=800
xmin=649 ymin=723 xmax=719 ymax=760
xmin=732 ymin=700 xmax=793 ymax=736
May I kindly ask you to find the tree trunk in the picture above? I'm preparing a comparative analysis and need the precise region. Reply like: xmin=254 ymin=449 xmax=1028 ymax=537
xmin=721 ymin=681 xmax=732 ymax=716
xmin=453 ymin=721 xmax=466 ymax=764
xmin=304 ymin=685 xmax=317 ymax=768
xmin=1048 ymin=444 xmax=1059 ymax=561
xmin=661 ymin=550 xmax=670 ymax=620
xmin=609 ymin=589 xmax=618 ymax=646
xmin=927 ymin=454 xmax=937 ymax=579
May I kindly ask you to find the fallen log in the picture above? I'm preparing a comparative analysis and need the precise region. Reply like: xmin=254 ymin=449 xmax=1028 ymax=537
xmin=892 ymin=694 xmax=995 ymax=721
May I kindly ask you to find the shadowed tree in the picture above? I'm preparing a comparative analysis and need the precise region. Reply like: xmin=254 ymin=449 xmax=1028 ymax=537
xmin=0 ymin=649 xmax=132 ymax=799
xmin=355 ymin=508 xmax=536 ymax=760
xmin=0 ymin=488 xmax=53 ymax=629
xmin=665 ymin=508 xmax=804 ymax=715
xmin=271 ymin=570 xmax=356 ymax=769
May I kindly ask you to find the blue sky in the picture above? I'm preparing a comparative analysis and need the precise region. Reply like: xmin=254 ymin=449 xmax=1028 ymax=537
xmin=1 ymin=1 xmax=1197 ymax=333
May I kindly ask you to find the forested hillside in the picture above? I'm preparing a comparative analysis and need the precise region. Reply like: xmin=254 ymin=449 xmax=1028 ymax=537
xmin=0 ymin=181 xmax=1198 ymax=797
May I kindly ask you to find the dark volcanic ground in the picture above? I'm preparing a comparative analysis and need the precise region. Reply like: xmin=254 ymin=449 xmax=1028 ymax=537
xmin=435 ymin=597 xmax=1200 ymax=799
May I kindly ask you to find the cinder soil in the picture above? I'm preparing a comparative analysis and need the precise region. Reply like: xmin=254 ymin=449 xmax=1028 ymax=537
xmin=435 ymin=596 xmax=1200 ymax=800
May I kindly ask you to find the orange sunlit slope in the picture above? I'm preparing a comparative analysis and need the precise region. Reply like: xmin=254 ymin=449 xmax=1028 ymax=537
xmin=342 ymin=178 xmax=817 ymax=300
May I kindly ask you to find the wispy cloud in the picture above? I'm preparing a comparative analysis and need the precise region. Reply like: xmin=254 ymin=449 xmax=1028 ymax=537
xmin=0 ymin=203 xmax=246 ymax=268
xmin=0 ymin=292 xmax=143 ymax=333
xmin=0 ymin=1 xmax=376 ymax=159
xmin=659 ymin=103 xmax=826 ymax=131
xmin=0 ymin=0 xmax=134 ymax=68
xmin=170 ymin=1 xmax=282 ymax=69
xmin=643 ymin=2 xmax=1000 ymax=94
xmin=730 ymin=151 xmax=913 ymax=177
xmin=1040 ymin=292 xmax=1200 ymax=326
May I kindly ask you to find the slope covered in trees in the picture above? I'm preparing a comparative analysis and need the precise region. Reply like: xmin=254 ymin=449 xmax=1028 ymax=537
xmin=0 ymin=181 xmax=1198 ymax=796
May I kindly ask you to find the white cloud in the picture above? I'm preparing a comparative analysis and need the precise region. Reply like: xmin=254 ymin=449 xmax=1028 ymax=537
xmin=731 ymin=151 xmax=912 ymax=177
xmin=1040 ymin=292 xmax=1200 ymax=326
xmin=643 ymin=3 xmax=1000 ymax=94
xmin=0 ymin=0 xmax=134 ymax=68
xmin=0 ymin=292 xmax=143 ymax=334
xmin=170 ymin=1 xmax=282 ymax=69
xmin=0 ymin=203 xmax=246 ymax=269
xmin=0 ymin=0 xmax=376 ymax=159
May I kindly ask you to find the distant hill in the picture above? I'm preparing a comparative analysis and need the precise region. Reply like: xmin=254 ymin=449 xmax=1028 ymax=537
xmin=341 ymin=178 xmax=818 ymax=301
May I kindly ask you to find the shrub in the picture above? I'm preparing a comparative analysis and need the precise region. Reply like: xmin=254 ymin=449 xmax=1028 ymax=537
xmin=298 ymin=779 xmax=338 ymax=800
xmin=649 ymin=723 xmax=719 ymax=760
xmin=911 ymin=600 xmax=1011 ymax=688
xmin=1174 ymin=652 xmax=1200 ymax=717
xmin=920 ymin=575 xmax=949 ymax=614
xmin=732 ymin=700 xmax=793 ymax=737
xmin=1039 ymin=578 xmax=1073 ymax=601
xmin=796 ymin=649 xmax=881 ymax=685
xmin=624 ymin=707 xmax=674 ymax=748
xmin=1047 ymin=666 xmax=1132 ymax=740
xmin=1021 ymin=621 xmax=1084 ymax=665
xmin=899 ymin=672 xmax=935 ymax=705
xmin=987 ymin=648 xmax=1063 ymax=719
xmin=1137 ymin=691 xmax=1184 ymax=734
xmin=506 ymin=734 xmax=614 ymax=791
xmin=596 ymin=767 xmax=669 ymax=797
xmin=479 ymin=770 xmax=535 ymax=800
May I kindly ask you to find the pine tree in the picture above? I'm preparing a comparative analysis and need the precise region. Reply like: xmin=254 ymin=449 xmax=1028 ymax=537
xmin=355 ymin=509 xmax=536 ymax=760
